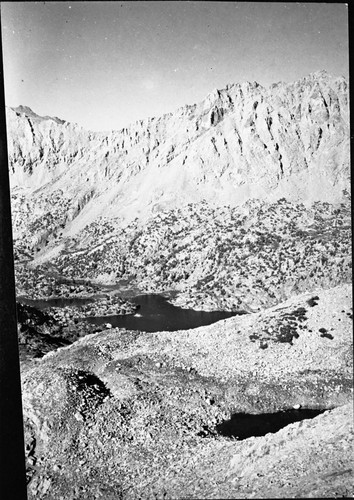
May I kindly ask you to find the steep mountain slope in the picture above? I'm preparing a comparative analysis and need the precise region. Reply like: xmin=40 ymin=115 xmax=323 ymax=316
xmin=7 ymin=70 xmax=350 ymax=263
xmin=50 ymin=199 xmax=351 ymax=312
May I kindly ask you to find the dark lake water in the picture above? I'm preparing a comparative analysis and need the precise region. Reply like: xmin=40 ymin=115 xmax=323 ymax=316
xmin=213 ymin=408 xmax=326 ymax=440
xmin=85 ymin=294 xmax=244 ymax=332
xmin=19 ymin=293 xmax=245 ymax=332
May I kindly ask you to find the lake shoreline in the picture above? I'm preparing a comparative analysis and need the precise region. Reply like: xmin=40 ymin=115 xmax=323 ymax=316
xmin=17 ymin=288 xmax=248 ymax=333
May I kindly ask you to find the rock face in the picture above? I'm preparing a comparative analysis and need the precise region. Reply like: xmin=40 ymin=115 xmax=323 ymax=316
xmin=7 ymin=70 xmax=350 ymax=247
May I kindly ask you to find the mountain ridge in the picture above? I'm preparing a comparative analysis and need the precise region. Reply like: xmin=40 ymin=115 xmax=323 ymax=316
xmin=9 ymin=69 xmax=346 ymax=132
xmin=7 ymin=70 xmax=350 ymax=262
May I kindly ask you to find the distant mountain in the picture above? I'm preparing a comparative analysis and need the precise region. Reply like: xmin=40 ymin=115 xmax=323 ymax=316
xmin=6 ymin=70 xmax=350 ymax=263
xmin=11 ymin=105 xmax=66 ymax=125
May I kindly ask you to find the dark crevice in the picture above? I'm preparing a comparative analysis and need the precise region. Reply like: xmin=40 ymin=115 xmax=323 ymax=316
xmin=316 ymin=127 xmax=323 ymax=150
xmin=27 ymin=117 xmax=36 ymax=143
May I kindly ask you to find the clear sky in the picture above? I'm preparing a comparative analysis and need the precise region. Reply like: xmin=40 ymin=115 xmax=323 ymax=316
xmin=0 ymin=1 xmax=349 ymax=132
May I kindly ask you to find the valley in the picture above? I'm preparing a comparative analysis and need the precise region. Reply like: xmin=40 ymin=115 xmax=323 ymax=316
xmin=6 ymin=71 xmax=353 ymax=499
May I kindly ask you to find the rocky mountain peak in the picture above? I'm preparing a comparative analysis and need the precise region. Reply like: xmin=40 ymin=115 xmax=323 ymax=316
xmin=11 ymin=105 xmax=66 ymax=126
xmin=13 ymin=105 xmax=38 ymax=117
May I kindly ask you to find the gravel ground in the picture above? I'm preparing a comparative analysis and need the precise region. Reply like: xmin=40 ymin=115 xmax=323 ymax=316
xmin=21 ymin=282 xmax=353 ymax=499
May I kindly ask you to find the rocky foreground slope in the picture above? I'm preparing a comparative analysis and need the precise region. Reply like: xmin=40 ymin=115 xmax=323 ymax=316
xmin=21 ymin=283 xmax=353 ymax=499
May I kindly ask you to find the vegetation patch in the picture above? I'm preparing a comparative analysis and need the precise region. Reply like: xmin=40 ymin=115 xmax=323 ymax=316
xmin=307 ymin=295 xmax=320 ymax=307
xmin=276 ymin=324 xmax=300 ymax=344
xmin=319 ymin=327 xmax=334 ymax=340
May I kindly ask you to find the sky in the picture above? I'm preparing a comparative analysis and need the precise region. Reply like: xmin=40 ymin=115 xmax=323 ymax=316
xmin=0 ymin=1 xmax=349 ymax=132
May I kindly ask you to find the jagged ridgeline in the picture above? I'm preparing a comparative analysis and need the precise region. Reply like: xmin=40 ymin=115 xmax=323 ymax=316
xmin=7 ymin=70 xmax=351 ymax=310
